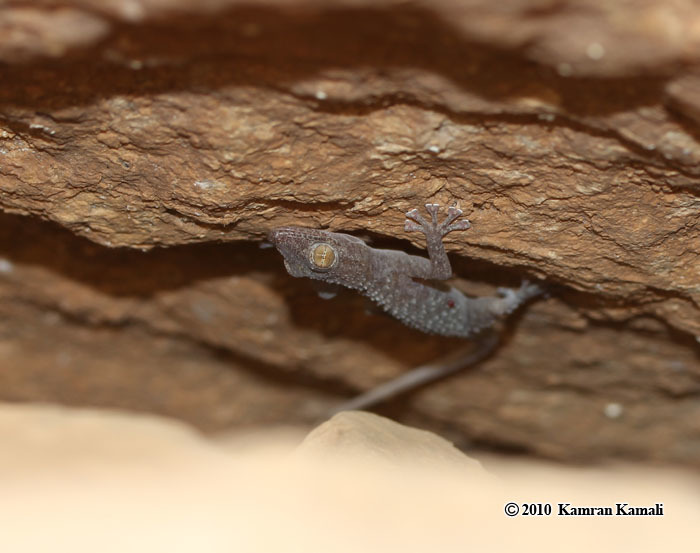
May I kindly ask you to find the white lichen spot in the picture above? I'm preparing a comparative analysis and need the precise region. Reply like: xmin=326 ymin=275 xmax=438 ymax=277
xmin=586 ymin=42 xmax=605 ymax=60
xmin=0 ymin=258 xmax=13 ymax=273
xmin=604 ymin=402 xmax=623 ymax=419
xmin=557 ymin=63 xmax=573 ymax=77
xmin=537 ymin=113 xmax=555 ymax=122
xmin=194 ymin=180 xmax=215 ymax=190
xmin=29 ymin=123 xmax=56 ymax=135
xmin=129 ymin=59 xmax=144 ymax=70
xmin=517 ymin=135 xmax=541 ymax=151
xmin=315 ymin=90 xmax=328 ymax=100
xmin=428 ymin=145 xmax=441 ymax=153
xmin=662 ymin=130 xmax=696 ymax=154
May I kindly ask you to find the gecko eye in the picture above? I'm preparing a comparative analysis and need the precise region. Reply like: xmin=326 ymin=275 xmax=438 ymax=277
xmin=309 ymin=242 xmax=337 ymax=270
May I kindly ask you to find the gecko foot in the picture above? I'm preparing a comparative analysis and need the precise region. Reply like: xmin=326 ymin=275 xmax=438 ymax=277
xmin=404 ymin=203 xmax=471 ymax=237
xmin=495 ymin=280 xmax=545 ymax=315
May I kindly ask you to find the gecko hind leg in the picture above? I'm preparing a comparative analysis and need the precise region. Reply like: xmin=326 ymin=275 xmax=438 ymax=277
xmin=494 ymin=280 xmax=545 ymax=315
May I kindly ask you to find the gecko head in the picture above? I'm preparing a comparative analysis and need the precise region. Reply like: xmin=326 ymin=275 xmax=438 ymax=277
xmin=268 ymin=226 xmax=365 ymax=281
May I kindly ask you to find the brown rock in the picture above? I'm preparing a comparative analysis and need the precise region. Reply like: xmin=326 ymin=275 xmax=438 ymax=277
xmin=0 ymin=0 xmax=698 ymax=467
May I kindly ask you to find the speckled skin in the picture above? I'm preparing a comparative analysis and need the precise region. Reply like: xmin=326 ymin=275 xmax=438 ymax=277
xmin=269 ymin=204 xmax=541 ymax=338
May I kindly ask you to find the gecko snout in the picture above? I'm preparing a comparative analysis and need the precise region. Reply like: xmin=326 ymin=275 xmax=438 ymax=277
xmin=267 ymin=227 xmax=285 ymax=245
xmin=267 ymin=226 xmax=317 ymax=259
xmin=268 ymin=227 xmax=329 ymax=251
xmin=267 ymin=227 xmax=300 ymax=254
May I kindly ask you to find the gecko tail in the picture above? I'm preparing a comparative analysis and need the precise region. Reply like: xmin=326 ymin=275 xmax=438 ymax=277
xmin=327 ymin=332 xmax=499 ymax=415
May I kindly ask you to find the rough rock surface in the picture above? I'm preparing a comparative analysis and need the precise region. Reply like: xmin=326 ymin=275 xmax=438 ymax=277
xmin=0 ymin=0 xmax=699 ymax=466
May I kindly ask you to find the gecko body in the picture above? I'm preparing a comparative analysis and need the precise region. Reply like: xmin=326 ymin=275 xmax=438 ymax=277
xmin=270 ymin=203 xmax=542 ymax=412
xmin=269 ymin=204 xmax=541 ymax=338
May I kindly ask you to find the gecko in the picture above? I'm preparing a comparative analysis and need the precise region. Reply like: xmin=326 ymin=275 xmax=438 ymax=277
xmin=269 ymin=203 xmax=543 ymax=411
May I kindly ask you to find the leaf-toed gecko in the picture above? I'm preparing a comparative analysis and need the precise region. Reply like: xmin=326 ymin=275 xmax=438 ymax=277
xmin=269 ymin=203 xmax=543 ymax=411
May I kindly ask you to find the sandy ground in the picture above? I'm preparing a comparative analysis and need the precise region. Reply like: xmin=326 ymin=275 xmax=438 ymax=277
xmin=0 ymin=403 xmax=697 ymax=553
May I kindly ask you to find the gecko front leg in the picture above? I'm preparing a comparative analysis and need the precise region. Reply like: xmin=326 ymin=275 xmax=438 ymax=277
xmin=404 ymin=204 xmax=471 ymax=280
